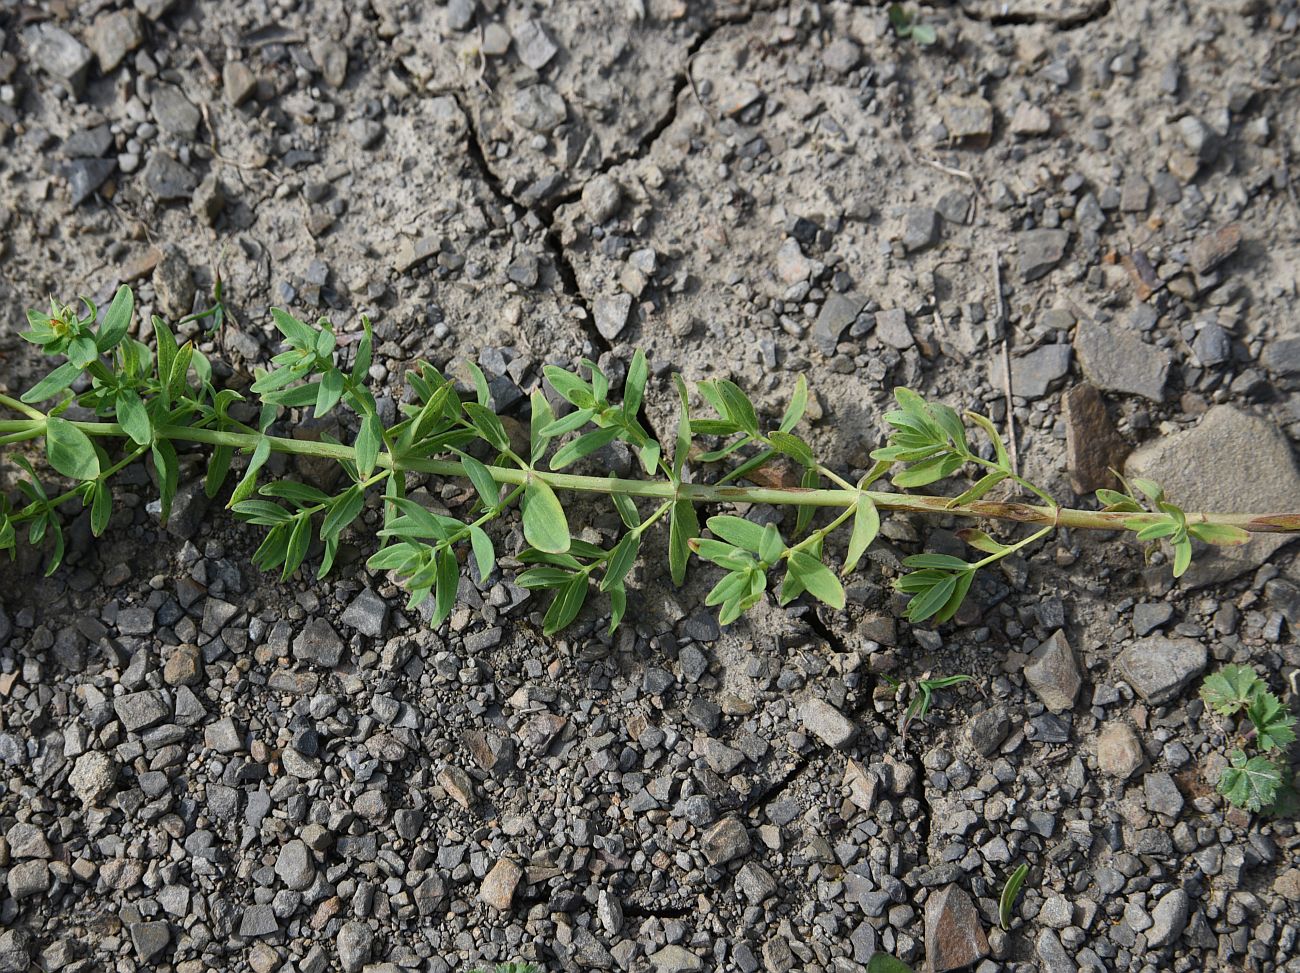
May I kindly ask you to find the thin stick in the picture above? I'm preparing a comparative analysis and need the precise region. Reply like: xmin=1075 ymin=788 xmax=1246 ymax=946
xmin=991 ymin=253 xmax=1019 ymax=476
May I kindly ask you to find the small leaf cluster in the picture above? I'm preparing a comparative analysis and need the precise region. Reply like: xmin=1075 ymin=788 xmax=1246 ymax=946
xmin=887 ymin=3 xmax=936 ymax=45
xmin=1200 ymin=665 xmax=1296 ymax=813
xmin=1098 ymin=476 xmax=1249 ymax=578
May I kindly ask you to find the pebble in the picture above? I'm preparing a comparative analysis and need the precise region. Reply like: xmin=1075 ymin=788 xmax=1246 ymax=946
xmin=581 ymin=174 xmax=621 ymax=223
xmin=1132 ymin=602 xmax=1173 ymax=636
xmin=0 ymin=930 xmax=32 ymax=973
xmin=151 ymin=83 xmax=200 ymax=138
xmin=901 ymin=206 xmax=940 ymax=252
xmin=275 ymin=839 xmax=316 ymax=890
xmin=142 ymin=151 xmax=198 ymax=201
xmin=1147 ymin=889 xmax=1190 ymax=948
xmin=812 ymin=292 xmax=864 ymax=357
xmin=336 ymin=921 xmax=373 ymax=973
xmin=294 ymin=617 xmax=344 ymax=667
xmin=1018 ymin=229 xmax=1069 ymax=281
xmin=69 ymin=750 xmax=118 ymax=806
xmin=223 ymin=61 xmax=258 ymax=106
xmin=700 ymin=817 xmax=750 ymax=865
xmin=594 ymin=293 xmax=633 ymax=341
xmin=341 ymin=588 xmax=389 ymax=637
xmin=925 ymin=884 xmax=989 ymax=971
xmin=513 ymin=19 xmax=558 ymax=71
xmin=1117 ymin=638 xmax=1207 ymax=705
xmin=129 ymin=921 xmax=170 ymax=963
xmin=650 ymin=945 xmax=704 ymax=973
xmin=1073 ymin=317 xmax=1171 ymax=402
xmin=114 ymin=690 xmax=170 ymax=731
xmin=1097 ymin=722 xmax=1144 ymax=779
xmin=23 ymin=24 xmax=93 ymax=94
xmin=798 ymin=698 xmax=857 ymax=749
xmin=990 ymin=344 xmax=1071 ymax=400
xmin=1063 ymin=383 xmax=1128 ymax=494
xmin=480 ymin=858 xmax=524 ymax=910
xmin=1023 ymin=630 xmax=1082 ymax=713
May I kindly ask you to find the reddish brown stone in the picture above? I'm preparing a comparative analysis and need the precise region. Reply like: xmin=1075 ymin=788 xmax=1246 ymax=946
xmin=1063 ymin=383 xmax=1129 ymax=495
xmin=925 ymin=884 xmax=989 ymax=972
xmin=1188 ymin=223 xmax=1242 ymax=275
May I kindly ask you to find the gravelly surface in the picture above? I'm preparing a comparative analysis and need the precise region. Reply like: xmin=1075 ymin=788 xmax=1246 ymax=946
xmin=1 ymin=2 xmax=1300 ymax=972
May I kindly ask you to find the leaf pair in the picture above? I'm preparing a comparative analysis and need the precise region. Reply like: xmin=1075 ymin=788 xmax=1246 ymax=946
xmin=896 ymin=553 xmax=975 ymax=624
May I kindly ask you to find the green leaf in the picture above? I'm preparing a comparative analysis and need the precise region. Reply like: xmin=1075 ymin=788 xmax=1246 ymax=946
xmin=794 ymin=466 xmax=818 ymax=537
xmin=612 ymin=493 xmax=640 ymax=529
xmin=1172 ymin=538 xmax=1192 ymax=578
xmin=947 ymin=471 xmax=1007 ymax=507
xmin=787 ymin=551 xmax=845 ymax=610
xmin=543 ymin=573 xmax=588 ymax=635
xmin=778 ymin=374 xmax=808 ymax=433
xmin=1200 ymin=665 xmax=1265 ymax=716
xmin=517 ymin=566 xmax=575 ymax=589
xmin=530 ymin=389 xmax=556 ymax=465
xmin=1096 ymin=488 xmax=1142 ymax=512
xmin=433 ymin=546 xmax=459 ymax=626
xmin=522 ymin=477 xmax=570 ymax=554
xmin=539 ymin=407 xmax=596 ymax=438
xmin=902 ymin=553 xmax=971 ymax=571
xmin=608 ymin=582 xmax=627 ymax=634
xmin=715 ymin=380 xmax=759 ymax=436
xmin=624 ymin=349 xmax=648 ymax=418
xmin=705 ymin=568 xmax=750 ymax=608
xmin=903 ymin=572 xmax=957 ymax=623
xmin=672 ymin=374 xmax=691 ymax=481
xmin=153 ymin=316 xmax=179 ymax=406
xmin=932 ymin=570 xmax=975 ymax=624
xmin=1217 ymin=750 xmax=1283 ymax=812
xmin=842 ymin=496 xmax=879 ymax=576
xmin=463 ymin=402 xmax=509 ymax=452
xmin=543 ymin=366 xmax=595 ymax=409
xmin=316 ymin=367 xmax=344 ymax=417
xmin=321 ymin=484 xmax=365 ymax=540
xmin=232 ymin=500 xmax=294 ymax=525
xmin=21 ymin=361 xmax=82 ymax=403
xmin=317 ymin=534 xmax=340 ymax=579
xmin=1131 ymin=477 xmax=1164 ymax=503
xmin=965 ymin=411 xmax=1010 ymax=470
xmin=355 ymin=414 xmax=383 ymax=478
xmin=469 ymin=525 xmax=495 ymax=582
xmin=767 ymin=430 xmax=815 ymax=467
xmin=759 ymin=523 xmax=784 ymax=565
xmin=459 ymin=454 xmax=500 ymax=510
xmin=600 ymin=532 xmax=639 ymax=592
xmin=151 ymin=438 xmax=178 ymax=524
xmin=271 ymin=307 xmax=316 ymax=350
xmin=707 ymin=515 xmax=766 ymax=553
xmin=956 ymin=528 xmax=1007 ymax=555
xmin=1246 ymin=692 xmax=1297 ymax=751
xmin=45 ymin=417 xmax=100 ymax=480
xmin=281 ymin=513 xmax=311 ymax=579
xmin=550 ymin=426 xmax=620 ymax=470
xmin=68 ymin=333 xmax=99 ymax=368
xmin=911 ymin=22 xmax=936 ymax=44
xmin=115 ymin=387 xmax=152 ymax=446
xmin=261 ymin=481 xmax=334 ymax=505
xmin=229 ymin=436 xmax=271 ymax=507
xmin=867 ymin=956 xmax=915 ymax=973
xmin=999 ymin=863 xmax=1029 ymax=930
xmin=1187 ymin=523 xmax=1251 ymax=546
xmin=464 ymin=360 xmax=491 ymax=408
xmin=894 ymin=452 xmax=964 ymax=488
xmin=90 ymin=480 xmax=111 ymax=536
xmin=1133 ymin=518 xmax=1179 ymax=541
xmin=668 ymin=498 xmax=699 ymax=586
xmin=352 ymin=317 xmax=373 ymax=382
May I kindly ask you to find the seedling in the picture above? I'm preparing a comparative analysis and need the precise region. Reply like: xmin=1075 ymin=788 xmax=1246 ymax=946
xmin=1199 ymin=665 xmax=1297 ymax=813
xmin=888 ymin=3 xmax=936 ymax=46
xmin=999 ymin=862 xmax=1030 ymax=930
xmin=1 ymin=286 xmax=1296 ymax=637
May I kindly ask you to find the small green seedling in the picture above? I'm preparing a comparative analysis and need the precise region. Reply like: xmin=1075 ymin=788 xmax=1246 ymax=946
xmin=904 ymin=674 xmax=974 ymax=730
xmin=867 ymin=955 xmax=916 ymax=973
xmin=888 ymin=3 xmax=936 ymax=45
xmin=999 ymin=862 xmax=1030 ymax=930
xmin=0 ymin=286 xmax=1292 ymax=638
xmin=1200 ymin=665 xmax=1297 ymax=813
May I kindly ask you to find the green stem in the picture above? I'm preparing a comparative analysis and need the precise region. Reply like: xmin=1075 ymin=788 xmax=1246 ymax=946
xmin=0 ymin=394 xmax=43 ymax=421
xmin=0 ymin=416 xmax=1296 ymax=534
xmin=967 ymin=524 xmax=1055 ymax=571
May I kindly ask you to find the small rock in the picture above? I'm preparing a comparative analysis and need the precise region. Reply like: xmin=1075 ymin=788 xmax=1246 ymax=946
xmin=650 ymin=945 xmax=704 ymax=973
xmin=0 ymin=929 xmax=33 ymax=973
xmin=1024 ymin=630 xmax=1082 ymax=713
xmin=799 ymin=698 xmax=857 ymax=749
xmin=1018 ymin=229 xmax=1070 ymax=281
xmin=1097 ymin=722 xmax=1144 ymax=779
xmin=294 ymin=617 xmax=344 ymax=667
xmin=1120 ymin=174 xmax=1150 ymax=212
xmin=924 ymin=884 xmax=989 ymax=971
xmin=480 ymin=858 xmax=524 ymax=910
xmin=776 ymin=238 xmax=812 ymax=284
xmin=510 ymin=83 xmax=566 ymax=134
xmin=1009 ymin=102 xmax=1052 ymax=135
xmin=341 ymin=589 xmax=388 ymax=638
xmin=594 ymin=294 xmax=632 ymax=341
xmin=812 ymin=292 xmax=864 ymax=357
xmin=901 ymin=207 xmax=940 ymax=252
xmin=23 ymin=24 xmax=93 ymax=94
xmin=336 ymin=922 xmax=373 ymax=973
xmin=1187 ymin=224 xmax=1242 ymax=275
xmin=87 ymin=9 xmax=143 ymax=73
xmin=513 ymin=19 xmax=557 ymax=71
xmin=966 ymin=705 xmax=1010 ymax=757
xmin=191 ymin=174 xmax=225 ymax=226
xmin=1144 ymin=771 xmax=1185 ymax=818
xmin=437 ymin=765 xmax=475 ymax=809
xmin=70 ymin=750 xmax=118 ymax=805
xmin=1192 ymin=323 xmax=1230 ymax=367
xmin=1074 ymin=317 xmax=1171 ymax=402
xmin=204 ymin=716 xmax=243 ymax=754
xmin=822 ymin=37 xmax=860 ymax=74
xmin=1063 ymin=383 xmax=1128 ymax=494
xmin=1035 ymin=928 xmax=1075 ymax=973
xmin=274 ymin=839 xmax=315 ymax=890
xmin=581 ymin=174 xmax=621 ymax=223
xmin=153 ymin=245 xmax=195 ymax=319
xmin=700 ymin=817 xmax=750 ymax=865
xmin=62 ymin=158 xmax=117 ymax=207
xmin=1132 ymin=602 xmax=1173 ymax=637
xmin=114 ymin=690 xmax=170 ymax=732
xmin=446 ymin=0 xmax=476 ymax=31
xmin=142 ymin=151 xmax=198 ymax=201
xmin=6 ymin=860 xmax=50 ymax=899
xmin=151 ymin=83 xmax=200 ymax=138
xmin=310 ymin=38 xmax=348 ymax=88
xmin=1147 ymin=889 xmax=1190 ymax=948
xmin=1117 ymin=638 xmax=1207 ymax=705
xmin=875 ymin=308 xmax=913 ymax=350
xmin=990 ymin=344 xmax=1072 ymax=399
xmin=129 ymin=921 xmax=170 ymax=963
xmin=941 ymin=96 xmax=994 ymax=145
xmin=238 ymin=905 xmax=279 ymax=937
xmin=6 ymin=823 xmax=51 ymax=859
xmin=223 ymin=61 xmax=258 ymax=106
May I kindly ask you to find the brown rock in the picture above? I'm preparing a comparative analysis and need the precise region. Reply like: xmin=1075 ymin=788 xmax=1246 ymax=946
xmin=479 ymin=858 xmax=523 ymax=910
xmin=700 ymin=817 xmax=751 ymax=865
xmin=436 ymin=765 xmax=474 ymax=809
xmin=924 ymin=884 xmax=989 ymax=971
xmin=163 ymin=643 xmax=203 ymax=686
xmin=1188 ymin=224 xmax=1241 ymax=275
xmin=1063 ymin=384 xmax=1129 ymax=494
xmin=1097 ymin=722 xmax=1144 ymax=779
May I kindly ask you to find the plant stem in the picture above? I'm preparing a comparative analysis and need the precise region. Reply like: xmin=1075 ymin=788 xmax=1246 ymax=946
xmin=0 ymin=416 xmax=1296 ymax=535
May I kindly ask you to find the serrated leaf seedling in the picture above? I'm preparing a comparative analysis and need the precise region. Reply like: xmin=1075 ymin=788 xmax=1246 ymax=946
xmin=1199 ymin=665 xmax=1296 ymax=814
xmin=1 ymin=286 xmax=1297 ymax=639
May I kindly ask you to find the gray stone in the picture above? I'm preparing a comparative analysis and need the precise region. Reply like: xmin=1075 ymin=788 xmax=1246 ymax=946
xmin=650 ymin=945 xmax=703 ymax=973
xmin=0 ymin=929 xmax=33 ymax=973
xmin=341 ymin=588 xmax=389 ymax=637
xmin=875 ymin=308 xmax=913 ymax=350
xmin=581 ymin=174 xmax=621 ymax=223
xmin=1074 ymin=318 xmax=1171 ymax=402
xmin=6 ymin=860 xmax=50 ymax=898
xmin=776 ymin=238 xmax=811 ymax=284
xmin=142 ymin=151 xmax=198 ymax=201
xmin=23 ymin=24 xmax=93 ymax=94
xmin=1117 ymin=638 xmax=1206 ymax=705
xmin=822 ymin=37 xmax=861 ymax=74
xmin=275 ymin=839 xmax=315 ymax=890
xmin=799 ymin=698 xmax=857 ymax=749
xmin=901 ymin=207 xmax=941 ymax=252
xmin=1039 ymin=895 xmax=1074 ymax=929
xmin=1132 ymin=602 xmax=1173 ymax=636
xmin=192 ymin=173 xmax=225 ymax=225
xmin=151 ymin=83 xmax=200 ymax=138
xmin=114 ymin=690 xmax=170 ymax=732
xmin=1192 ymin=323 xmax=1231 ymax=367
xmin=1263 ymin=336 xmax=1300 ymax=376
xmin=700 ymin=817 xmax=750 ymax=865
xmin=479 ymin=858 xmax=523 ymax=910
xmin=1126 ymin=406 xmax=1300 ymax=585
xmin=446 ymin=0 xmax=476 ymax=31
xmin=129 ymin=921 xmax=170 ymax=963
xmin=1023 ymin=630 xmax=1082 ymax=713
xmin=87 ymin=9 xmax=143 ymax=73
xmin=593 ymin=293 xmax=632 ymax=341
xmin=204 ymin=716 xmax=243 ymax=753
xmin=70 ymin=750 xmax=118 ymax=805
xmin=153 ymin=245 xmax=195 ymax=319
xmin=812 ymin=292 xmax=864 ymax=357
xmin=6 ymin=822 xmax=52 ymax=859
xmin=925 ymin=884 xmax=989 ymax=971
xmin=238 ymin=905 xmax=278 ymax=937
xmin=1144 ymin=771 xmax=1185 ymax=817
xmin=510 ymin=83 xmax=566 ymax=134
xmin=62 ymin=158 xmax=117 ymax=207
xmin=223 ymin=61 xmax=258 ymax=106
xmin=1018 ymin=229 xmax=1069 ymax=281
xmin=966 ymin=705 xmax=1010 ymax=756
xmin=513 ymin=19 xmax=557 ymax=71
xmin=1036 ymin=928 xmax=1076 ymax=973
xmin=1147 ymin=889 xmax=1190 ymax=948
xmin=294 ymin=617 xmax=344 ymax=667
xmin=990 ymin=344 xmax=1072 ymax=399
